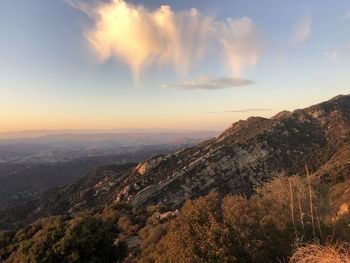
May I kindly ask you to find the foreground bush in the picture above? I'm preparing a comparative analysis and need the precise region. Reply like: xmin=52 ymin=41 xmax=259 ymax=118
xmin=3 ymin=216 xmax=127 ymax=263
xmin=139 ymin=176 xmax=350 ymax=263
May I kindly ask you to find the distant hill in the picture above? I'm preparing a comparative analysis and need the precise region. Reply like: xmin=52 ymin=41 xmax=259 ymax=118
xmin=0 ymin=131 xmax=219 ymax=163
xmin=0 ymin=145 xmax=187 ymax=212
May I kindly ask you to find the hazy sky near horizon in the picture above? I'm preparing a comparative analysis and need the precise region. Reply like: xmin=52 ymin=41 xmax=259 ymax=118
xmin=1 ymin=0 xmax=350 ymax=132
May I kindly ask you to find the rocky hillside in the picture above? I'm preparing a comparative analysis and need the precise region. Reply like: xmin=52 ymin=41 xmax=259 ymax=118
xmin=114 ymin=94 xmax=350 ymax=209
xmin=0 ymin=144 xmax=190 ymax=211
xmin=1 ymin=94 xmax=349 ymax=230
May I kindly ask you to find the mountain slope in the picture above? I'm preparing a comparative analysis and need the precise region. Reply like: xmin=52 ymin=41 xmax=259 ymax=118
xmin=1 ymin=94 xmax=349 ymax=230
xmin=0 ymin=144 xmax=189 ymax=211
xmin=115 ymin=94 xmax=350 ymax=209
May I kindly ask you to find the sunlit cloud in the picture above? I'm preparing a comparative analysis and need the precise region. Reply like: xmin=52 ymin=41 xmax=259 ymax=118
xmin=293 ymin=11 xmax=312 ymax=44
xmin=215 ymin=17 xmax=261 ymax=76
xmin=67 ymin=0 xmax=262 ymax=81
xmin=162 ymin=76 xmax=254 ymax=90
xmin=68 ymin=0 xmax=213 ymax=81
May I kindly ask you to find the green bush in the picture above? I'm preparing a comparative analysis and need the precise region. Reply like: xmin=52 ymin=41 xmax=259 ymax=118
xmin=4 ymin=216 xmax=127 ymax=263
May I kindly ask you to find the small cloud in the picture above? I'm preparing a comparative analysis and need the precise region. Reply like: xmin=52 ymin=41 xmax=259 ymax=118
xmin=205 ymin=109 xmax=271 ymax=114
xmin=325 ymin=51 xmax=337 ymax=61
xmin=225 ymin=109 xmax=271 ymax=113
xmin=293 ymin=11 xmax=312 ymax=44
xmin=341 ymin=12 xmax=350 ymax=19
xmin=162 ymin=76 xmax=254 ymax=90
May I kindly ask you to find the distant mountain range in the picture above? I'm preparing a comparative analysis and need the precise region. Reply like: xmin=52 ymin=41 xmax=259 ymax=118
xmin=0 ymin=131 xmax=219 ymax=163
xmin=0 ymin=131 xmax=218 ymax=226
xmin=1 ymin=94 xmax=349 ymax=230
xmin=0 ymin=145 xmax=186 ymax=212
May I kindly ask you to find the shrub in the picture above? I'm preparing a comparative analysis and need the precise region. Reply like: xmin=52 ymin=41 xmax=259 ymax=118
xmin=10 ymin=216 xmax=127 ymax=263
xmin=140 ymin=193 xmax=236 ymax=263
xmin=55 ymin=216 xmax=125 ymax=263
xmin=139 ymin=224 xmax=167 ymax=250
xmin=139 ymin=176 xmax=334 ymax=263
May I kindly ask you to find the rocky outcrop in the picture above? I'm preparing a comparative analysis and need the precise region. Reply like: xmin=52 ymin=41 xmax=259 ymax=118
xmin=135 ymin=155 xmax=168 ymax=175
xmin=113 ymin=94 xmax=350 ymax=209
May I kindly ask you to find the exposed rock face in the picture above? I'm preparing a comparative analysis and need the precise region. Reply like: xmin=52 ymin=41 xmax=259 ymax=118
xmin=135 ymin=155 xmax=167 ymax=175
xmin=115 ymin=94 xmax=350 ymax=209
xmin=1 ymin=94 xmax=349 ymax=230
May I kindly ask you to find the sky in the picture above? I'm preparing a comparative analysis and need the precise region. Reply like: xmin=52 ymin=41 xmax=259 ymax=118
xmin=1 ymin=0 xmax=350 ymax=132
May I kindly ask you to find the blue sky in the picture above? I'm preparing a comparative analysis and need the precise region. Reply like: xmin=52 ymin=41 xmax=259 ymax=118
xmin=1 ymin=0 xmax=350 ymax=132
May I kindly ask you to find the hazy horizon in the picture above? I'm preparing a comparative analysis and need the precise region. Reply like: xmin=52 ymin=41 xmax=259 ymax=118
xmin=0 ymin=128 xmax=222 ymax=140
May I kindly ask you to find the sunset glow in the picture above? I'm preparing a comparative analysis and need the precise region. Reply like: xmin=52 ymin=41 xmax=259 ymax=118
xmin=0 ymin=0 xmax=349 ymax=133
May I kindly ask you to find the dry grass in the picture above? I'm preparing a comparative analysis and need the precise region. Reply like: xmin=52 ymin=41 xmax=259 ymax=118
xmin=290 ymin=242 xmax=350 ymax=263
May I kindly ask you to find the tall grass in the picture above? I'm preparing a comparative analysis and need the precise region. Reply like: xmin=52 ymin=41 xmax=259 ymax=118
xmin=290 ymin=242 xmax=350 ymax=263
xmin=288 ymin=166 xmax=350 ymax=262
xmin=288 ymin=165 xmax=319 ymax=241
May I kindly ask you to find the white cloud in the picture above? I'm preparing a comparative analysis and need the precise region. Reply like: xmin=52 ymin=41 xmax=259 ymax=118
xmin=325 ymin=51 xmax=337 ymax=61
xmin=67 ymin=0 xmax=262 ymax=80
xmin=162 ymin=76 xmax=254 ymax=90
xmin=293 ymin=11 xmax=312 ymax=44
xmin=215 ymin=17 xmax=261 ymax=76
xmin=68 ymin=0 xmax=213 ymax=81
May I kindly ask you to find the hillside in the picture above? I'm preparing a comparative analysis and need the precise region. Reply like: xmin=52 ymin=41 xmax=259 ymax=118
xmin=1 ymin=95 xmax=350 ymax=263
xmin=0 ymin=144 xmax=188 ymax=213
xmin=1 ymin=95 xmax=349 ymax=231
xmin=113 ymin=94 xmax=350 ymax=209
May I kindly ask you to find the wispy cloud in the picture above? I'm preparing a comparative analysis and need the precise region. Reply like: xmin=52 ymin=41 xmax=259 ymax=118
xmin=162 ymin=76 xmax=254 ymax=90
xmin=293 ymin=11 xmax=312 ymax=44
xmin=205 ymin=109 xmax=271 ymax=114
xmin=215 ymin=17 xmax=262 ymax=76
xmin=225 ymin=109 xmax=271 ymax=113
xmin=325 ymin=51 xmax=337 ymax=61
xmin=341 ymin=12 xmax=350 ymax=19
xmin=67 ymin=0 xmax=262 ymax=80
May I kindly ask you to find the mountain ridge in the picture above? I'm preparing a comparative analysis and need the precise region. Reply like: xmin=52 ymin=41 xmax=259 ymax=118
xmin=1 ymin=94 xmax=349 ymax=230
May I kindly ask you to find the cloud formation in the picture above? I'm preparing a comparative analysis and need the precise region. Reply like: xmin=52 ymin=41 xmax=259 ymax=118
xmin=162 ymin=76 xmax=254 ymax=90
xmin=68 ymin=0 xmax=261 ymax=80
xmin=293 ymin=11 xmax=312 ymax=44
xmin=216 ymin=17 xmax=262 ymax=76
xmin=205 ymin=109 xmax=271 ymax=114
